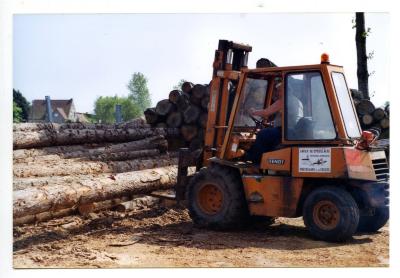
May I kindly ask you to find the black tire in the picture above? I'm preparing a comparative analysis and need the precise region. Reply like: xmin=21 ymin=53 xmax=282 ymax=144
xmin=303 ymin=186 xmax=359 ymax=242
xmin=357 ymin=206 xmax=389 ymax=233
xmin=187 ymin=164 xmax=249 ymax=229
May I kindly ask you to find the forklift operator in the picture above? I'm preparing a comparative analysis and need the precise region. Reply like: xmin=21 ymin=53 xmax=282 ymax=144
xmin=245 ymin=81 xmax=283 ymax=163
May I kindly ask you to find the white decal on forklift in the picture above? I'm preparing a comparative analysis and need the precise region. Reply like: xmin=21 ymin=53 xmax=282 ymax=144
xmin=231 ymin=143 xmax=238 ymax=152
xmin=299 ymin=148 xmax=331 ymax=173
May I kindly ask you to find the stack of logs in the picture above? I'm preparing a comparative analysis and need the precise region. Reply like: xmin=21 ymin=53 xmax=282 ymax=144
xmin=351 ymin=89 xmax=390 ymax=139
xmin=13 ymin=119 xmax=182 ymax=225
xmin=144 ymin=82 xmax=209 ymax=151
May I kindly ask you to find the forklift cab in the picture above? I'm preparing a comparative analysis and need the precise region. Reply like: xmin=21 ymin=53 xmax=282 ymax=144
xmin=221 ymin=62 xmax=362 ymax=162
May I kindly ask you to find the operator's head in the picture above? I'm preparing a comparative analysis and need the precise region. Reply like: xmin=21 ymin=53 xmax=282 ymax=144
xmin=256 ymin=58 xmax=277 ymax=68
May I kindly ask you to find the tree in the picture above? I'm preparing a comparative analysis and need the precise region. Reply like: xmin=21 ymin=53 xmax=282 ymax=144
xmin=127 ymin=72 xmax=151 ymax=113
xmin=173 ymin=79 xmax=188 ymax=90
xmin=13 ymin=89 xmax=30 ymax=121
xmin=13 ymin=101 xmax=23 ymax=123
xmin=354 ymin=12 xmax=370 ymax=99
xmin=94 ymin=95 xmax=141 ymax=124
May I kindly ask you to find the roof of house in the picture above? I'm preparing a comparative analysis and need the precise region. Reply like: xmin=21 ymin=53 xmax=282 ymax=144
xmin=75 ymin=112 xmax=90 ymax=123
xmin=30 ymin=99 xmax=74 ymax=121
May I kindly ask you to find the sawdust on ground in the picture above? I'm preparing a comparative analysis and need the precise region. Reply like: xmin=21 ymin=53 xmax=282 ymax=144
xmin=13 ymin=205 xmax=389 ymax=268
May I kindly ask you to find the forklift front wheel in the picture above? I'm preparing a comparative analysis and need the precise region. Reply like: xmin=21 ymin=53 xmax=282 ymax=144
xmin=303 ymin=186 xmax=360 ymax=242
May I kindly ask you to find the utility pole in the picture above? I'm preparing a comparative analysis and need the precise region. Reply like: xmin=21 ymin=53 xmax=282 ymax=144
xmin=355 ymin=12 xmax=369 ymax=99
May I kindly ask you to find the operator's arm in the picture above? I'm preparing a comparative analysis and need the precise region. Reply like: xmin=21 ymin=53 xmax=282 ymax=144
xmin=251 ymin=99 xmax=283 ymax=119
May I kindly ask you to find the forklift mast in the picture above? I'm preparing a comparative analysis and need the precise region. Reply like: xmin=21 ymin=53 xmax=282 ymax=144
xmin=203 ymin=40 xmax=252 ymax=163
xmin=175 ymin=40 xmax=251 ymax=202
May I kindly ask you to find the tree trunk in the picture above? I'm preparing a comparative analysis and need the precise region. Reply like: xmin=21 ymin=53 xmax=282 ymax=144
xmin=181 ymin=125 xmax=198 ymax=142
xmin=87 ymin=149 xmax=161 ymax=161
xmin=144 ymin=108 xmax=159 ymax=125
xmin=156 ymin=122 xmax=168 ymax=128
xmin=183 ymin=105 xmax=201 ymax=124
xmin=166 ymin=111 xmax=183 ymax=128
xmin=355 ymin=12 xmax=369 ymax=99
xmin=356 ymin=99 xmax=375 ymax=115
xmin=13 ymin=166 xmax=179 ymax=218
xmin=13 ymin=155 xmax=178 ymax=178
xmin=13 ymin=127 xmax=166 ymax=149
xmin=155 ymin=99 xmax=174 ymax=116
xmin=14 ymin=207 xmax=76 ymax=226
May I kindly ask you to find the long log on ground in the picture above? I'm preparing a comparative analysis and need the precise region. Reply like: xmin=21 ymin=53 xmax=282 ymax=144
xmin=87 ymin=149 xmax=161 ymax=161
xmin=176 ymin=93 xmax=190 ymax=111
xmin=192 ymin=84 xmax=208 ymax=99
xmin=13 ymin=127 xmax=166 ymax=149
xmin=13 ymin=119 xmax=149 ymax=133
xmin=13 ymin=135 xmax=167 ymax=161
xmin=14 ymin=155 xmax=178 ymax=178
xmin=13 ymin=165 xmax=179 ymax=218
xmin=14 ymin=207 xmax=76 ymax=226
xmin=380 ymin=117 xmax=389 ymax=129
xmin=144 ymin=108 xmax=159 ymax=125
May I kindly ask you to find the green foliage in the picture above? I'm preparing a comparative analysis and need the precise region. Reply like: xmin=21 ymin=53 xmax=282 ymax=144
xmin=94 ymin=95 xmax=141 ymax=124
xmin=13 ymin=89 xmax=30 ymax=121
xmin=13 ymin=101 xmax=23 ymax=123
xmin=173 ymin=79 xmax=188 ymax=90
xmin=127 ymin=72 xmax=151 ymax=113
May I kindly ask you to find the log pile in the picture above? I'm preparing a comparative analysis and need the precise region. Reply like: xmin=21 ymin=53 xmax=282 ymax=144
xmin=351 ymin=89 xmax=389 ymax=139
xmin=144 ymin=82 xmax=210 ymax=151
xmin=13 ymin=120 xmax=181 ymax=225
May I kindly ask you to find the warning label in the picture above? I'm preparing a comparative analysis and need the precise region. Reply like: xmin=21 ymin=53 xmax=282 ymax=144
xmin=299 ymin=148 xmax=331 ymax=173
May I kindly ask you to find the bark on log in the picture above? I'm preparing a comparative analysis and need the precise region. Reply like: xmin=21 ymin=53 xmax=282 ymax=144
xmin=14 ymin=207 xmax=75 ymax=226
xmin=181 ymin=125 xmax=198 ymax=142
xmin=13 ymin=166 xmax=179 ymax=218
xmin=192 ymin=84 xmax=207 ymax=99
xmin=361 ymin=114 xmax=374 ymax=126
xmin=144 ymin=108 xmax=159 ymax=125
xmin=13 ymin=119 xmax=149 ymax=133
xmin=13 ymin=155 xmax=178 ymax=178
xmin=198 ymin=113 xmax=208 ymax=129
xmin=181 ymin=82 xmax=194 ymax=94
xmin=87 ymin=149 xmax=160 ymax=161
xmin=372 ymin=108 xmax=386 ymax=121
xmin=183 ymin=105 xmax=201 ymax=124
xmin=13 ymin=127 xmax=166 ymax=149
xmin=156 ymin=122 xmax=168 ymax=128
xmin=155 ymin=99 xmax=174 ymax=116
xmin=350 ymin=89 xmax=363 ymax=100
xmin=176 ymin=94 xmax=190 ymax=111
xmin=189 ymin=94 xmax=201 ymax=106
xmin=13 ymin=135 xmax=167 ymax=162
xmin=166 ymin=111 xmax=183 ymax=128
xmin=201 ymin=95 xmax=210 ymax=110
xmin=356 ymin=99 xmax=375 ymax=116
xmin=168 ymin=90 xmax=182 ymax=104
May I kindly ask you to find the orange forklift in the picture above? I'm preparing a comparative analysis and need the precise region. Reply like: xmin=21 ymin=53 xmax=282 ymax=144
xmin=175 ymin=40 xmax=389 ymax=242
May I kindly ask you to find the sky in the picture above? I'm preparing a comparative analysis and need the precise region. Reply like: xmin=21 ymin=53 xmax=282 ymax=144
xmin=13 ymin=13 xmax=389 ymax=114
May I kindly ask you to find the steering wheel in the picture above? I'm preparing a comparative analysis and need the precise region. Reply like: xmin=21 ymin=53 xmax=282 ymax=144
xmin=249 ymin=114 xmax=270 ymax=130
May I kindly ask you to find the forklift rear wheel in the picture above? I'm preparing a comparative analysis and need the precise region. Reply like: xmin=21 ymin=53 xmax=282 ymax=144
xmin=357 ymin=206 xmax=389 ymax=233
xmin=187 ymin=164 xmax=249 ymax=229
xmin=303 ymin=186 xmax=359 ymax=242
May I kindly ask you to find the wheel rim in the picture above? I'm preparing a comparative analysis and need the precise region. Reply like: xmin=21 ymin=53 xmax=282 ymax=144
xmin=313 ymin=200 xmax=340 ymax=230
xmin=197 ymin=183 xmax=224 ymax=215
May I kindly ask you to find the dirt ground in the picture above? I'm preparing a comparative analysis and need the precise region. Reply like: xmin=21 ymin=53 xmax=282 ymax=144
xmin=13 ymin=203 xmax=389 ymax=268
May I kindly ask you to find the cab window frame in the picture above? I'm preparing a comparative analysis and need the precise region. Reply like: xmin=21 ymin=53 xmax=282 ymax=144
xmin=283 ymin=70 xmax=338 ymax=141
